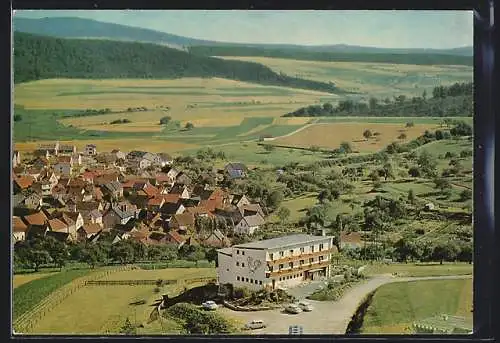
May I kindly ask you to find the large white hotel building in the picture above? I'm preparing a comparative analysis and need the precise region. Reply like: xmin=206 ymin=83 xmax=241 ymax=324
xmin=216 ymin=234 xmax=335 ymax=290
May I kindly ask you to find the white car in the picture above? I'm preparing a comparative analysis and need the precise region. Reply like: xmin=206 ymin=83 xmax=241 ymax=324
xmin=201 ymin=300 xmax=218 ymax=310
xmin=298 ymin=301 xmax=313 ymax=312
xmin=244 ymin=320 xmax=267 ymax=330
xmin=285 ymin=304 xmax=302 ymax=314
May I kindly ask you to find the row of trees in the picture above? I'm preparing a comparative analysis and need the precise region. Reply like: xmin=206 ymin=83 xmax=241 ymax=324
xmin=284 ymin=82 xmax=473 ymax=117
xmin=13 ymin=236 xmax=218 ymax=272
xmin=14 ymin=32 xmax=340 ymax=94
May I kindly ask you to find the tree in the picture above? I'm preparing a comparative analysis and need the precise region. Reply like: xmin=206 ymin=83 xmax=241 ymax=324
xmin=459 ymin=189 xmax=472 ymax=201
xmin=276 ymin=207 xmax=291 ymax=223
xmin=205 ymin=248 xmax=218 ymax=265
xmin=406 ymin=122 xmax=415 ymax=128
xmin=147 ymin=246 xmax=163 ymax=261
xmin=417 ymin=150 xmax=438 ymax=178
xmin=263 ymin=144 xmax=275 ymax=153
xmin=398 ymin=133 xmax=407 ymax=141
xmin=434 ymin=130 xmax=444 ymax=140
xmin=43 ymin=236 xmax=69 ymax=270
xmin=434 ymin=177 xmax=452 ymax=192
xmin=380 ymin=162 xmax=394 ymax=181
xmin=340 ymin=141 xmax=352 ymax=154
xmin=186 ymin=247 xmax=206 ymax=267
xmin=120 ymin=318 xmax=136 ymax=335
xmin=432 ymin=241 xmax=460 ymax=264
xmin=185 ymin=122 xmax=194 ymax=130
xmin=266 ymin=190 xmax=284 ymax=210
xmin=14 ymin=114 xmax=22 ymax=122
xmin=408 ymin=166 xmax=421 ymax=178
xmin=159 ymin=116 xmax=172 ymax=125
xmin=363 ymin=129 xmax=372 ymax=140
xmin=408 ymin=189 xmax=416 ymax=204
xmin=27 ymin=249 xmax=52 ymax=272
xmin=80 ymin=244 xmax=106 ymax=268
xmin=110 ymin=241 xmax=135 ymax=264
xmin=369 ymin=97 xmax=378 ymax=111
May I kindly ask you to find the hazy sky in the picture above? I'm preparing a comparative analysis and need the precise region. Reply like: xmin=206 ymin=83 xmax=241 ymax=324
xmin=14 ymin=10 xmax=473 ymax=49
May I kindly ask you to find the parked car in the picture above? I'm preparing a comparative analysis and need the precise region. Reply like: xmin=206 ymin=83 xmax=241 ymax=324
xmin=285 ymin=304 xmax=302 ymax=314
xmin=244 ymin=320 xmax=267 ymax=330
xmin=201 ymin=300 xmax=218 ymax=310
xmin=298 ymin=301 xmax=313 ymax=312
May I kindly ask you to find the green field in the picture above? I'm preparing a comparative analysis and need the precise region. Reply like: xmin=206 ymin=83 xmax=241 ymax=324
xmin=13 ymin=269 xmax=92 ymax=321
xmin=363 ymin=263 xmax=473 ymax=277
xmin=360 ymin=278 xmax=472 ymax=333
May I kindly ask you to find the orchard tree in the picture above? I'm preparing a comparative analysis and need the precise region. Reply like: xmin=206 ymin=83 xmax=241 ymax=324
xmin=276 ymin=207 xmax=291 ymax=223
xmin=185 ymin=122 xmax=195 ymax=130
xmin=407 ymin=189 xmax=416 ymax=204
xmin=363 ymin=129 xmax=372 ymax=140
xmin=340 ymin=141 xmax=352 ymax=154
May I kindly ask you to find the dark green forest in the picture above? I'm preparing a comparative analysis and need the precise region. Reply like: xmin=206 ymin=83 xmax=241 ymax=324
xmin=188 ymin=46 xmax=473 ymax=66
xmin=13 ymin=32 xmax=344 ymax=94
xmin=283 ymin=82 xmax=473 ymax=117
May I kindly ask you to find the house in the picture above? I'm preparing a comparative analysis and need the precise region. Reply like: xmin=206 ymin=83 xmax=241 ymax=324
xmin=24 ymin=192 xmax=43 ymax=209
xmin=234 ymin=212 xmax=265 ymax=236
xmin=77 ymin=223 xmax=103 ymax=241
xmin=230 ymin=194 xmax=251 ymax=208
xmin=32 ymin=157 xmax=50 ymax=169
xmin=160 ymin=201 xmax=186 ymax=219
xmin=158 ymin=153 xmax=173 ymax=167
xmin=53 ymin=162 xmax=72 ymax=177
xmin=95 ymin=153 xmax=118 ymax=166
xmin=102 ymin=181 xmax=124 ymax=199
xmin=23 ymin=211 xmax=49 ymax=233
xmin=147 ymin=231 xmax=169 ymax=245
xmin=89 ymin=209 xmax=103 ymax=225
xmin=202 ymin=229 xmax=230 ymax=248
xmin=155 ymin=173 xmax=174 ymax=186
xmin=424 ymin=202 xmax=436 ymax=211
xmin=12 ymin=216 xmax=28 ymax=242
xmin=175 ymin=172 xmax=192 ymax=186
xmin=12 ymin=194 xmax=26 ymax=210
xmin=224 ymin=162 xmax=248 ymax=179
xmin=46 ymin=231 xmax=72 ymax=243
xmin=58 ymin=144 xmax=77 ymax=155
xmin=54 ymin=211 xmax=84 ymax=239
xmin=169 ymin=213 xmax=195 ymax=233
xmin=47 ymin=218 xmax=71 ymax=234
xmin=185 ymin=206 xmax=212 ymax=218
xmin=35 ymin=142 xmax=59 ymax=157
xmin=163 ymin=166 xmax=180 ymax=181
xmin=169 ymin=184 xmax=190 ymax=199
xmin=217 ymin=234 xmax=335 ymax=291
xmin=111 ymin=149 xmax=127 ymax=160
xmin=24 ymin=167 xmax=44 ymax=181
xmin=146 ymin=197 xmax=166 ymax=212
xmin=13 ymin=175 xmax=34 ymax=193
xmin=238 ymin=203 xmax=265 ymax=218
xmin=166 ymin=230 xmax=186 ymax=247
xmin=12 ymin=151 xmax=21 ymax=168
xmin=339 ymin=231 xmax=363 ymax=250
xmin=102 ymin=205 xmax=136 ymax=229
xmin=85 ymin=144 xmax=97 ymax=156
xmin=93 ymin=173 xmax=120 ymax=186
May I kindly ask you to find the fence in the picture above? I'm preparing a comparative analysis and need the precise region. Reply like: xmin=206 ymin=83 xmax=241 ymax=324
xmin=13 ymin=265 xmax=134 ymax=334
xmin=86 ymin=279 xmax=177 ymax=286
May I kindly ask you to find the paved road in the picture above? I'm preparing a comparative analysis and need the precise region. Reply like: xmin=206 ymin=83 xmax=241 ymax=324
xmin=219 ymin=274 xmax=472 ymax=335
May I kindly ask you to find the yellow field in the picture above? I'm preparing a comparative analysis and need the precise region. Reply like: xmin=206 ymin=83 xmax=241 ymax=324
xmin=13 ymin=273 xmax=59 ymax=289
xmin=14 ymin=139 xmax=198 ymax=154
xmin=30 ymin=268 xmax=216 ymax=335
xmin=273 ymin=123 xmax=440 ymax=152
xmin=218 ymin=56 xmax=473 ymax=96
xmin=272 ymin=117 xmax=313 ymax=125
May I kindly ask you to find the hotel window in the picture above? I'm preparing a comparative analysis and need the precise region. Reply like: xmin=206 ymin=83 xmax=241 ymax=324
xmin=279 ymin=277 xmax=282 ymax=281
xmin=289 ymin=249 xmax=294 ymax=256
xmin=289 ymin=262 xmax=293 ymax=268
xmin=300 ymin=260 xmax=304 ymax=265
xmin=320 ymin=243 xmax=324 ymax=251
xmin=279 ymin=264 xmax=283 ymax=270
xmin=309 ymin=258 xmax=314 ymax=263
xmin=279 ymin=251 xmax=284 ymax=257
xmin=300 ymin=247 xmax=304 ymax=253
xmin=319 ymin=256 xmax=324 ymax=262
xmin=250 ymin=279 xmax=253 ymax=283
xmin=259 ymin=281 xmax=262 ymax=285
xmin=236 ymin=262 xmax=239 ymax=266
xmin=242 ymin=251 xmax=245 ymax=255
xmin=310 ymin=245 xmax=315 ymax=253
xmin=242 ymin=263 xmax=245 ymax=267
xmin=236 ymin=250 xmax=240 ymax=255
xmin=255 ymin=280 xmax=258 ymax=284
xmin=237 ymin=276 xmax=240 ymax=281
xmin=269 ymin=265 xmax=274 ymax=272
xmin=269 ymin=253 xmax=274 ymax=260
xmin=245 ymin=278 xmax=249 ymax=282
xmin=300 ymin=273 xmax=303 ymax=276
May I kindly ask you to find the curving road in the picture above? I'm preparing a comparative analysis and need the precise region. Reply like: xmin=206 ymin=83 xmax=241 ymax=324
xmin=219 ymin=274 xmax=472 ymax=335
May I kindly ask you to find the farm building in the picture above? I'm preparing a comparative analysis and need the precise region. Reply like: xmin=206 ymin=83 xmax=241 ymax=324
xmin=224 ymin=162 xmax=248 ymax=179
xmin=85 ymin=144 xmax=97 ymax=155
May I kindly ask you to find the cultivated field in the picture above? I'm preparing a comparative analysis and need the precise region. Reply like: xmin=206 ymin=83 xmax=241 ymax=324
xmin=13 ymin=272 xmax=59 ymax=289
xmin=272 ymin=122 xmax=440 ymax=152
xmin=360 ymin=278 xmax=473 ymax=333
xmin=218 ymin=56 xmax=473 ymax=98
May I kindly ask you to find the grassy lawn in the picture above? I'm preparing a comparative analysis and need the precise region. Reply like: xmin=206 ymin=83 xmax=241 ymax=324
xmin=273 ymin=193 xmax=318 ymax=223
xmin=13 ymin=269 xmax=92 ymax=321
xmin=363 ymin=262 xmax=473 ymax=277
xmin=360 ymin=278 xmax=472 ymax=333
xmin=29 ymin=268 xmax=216 ymax=334
xmin=13 ymin=272 xmax=59 ymax=289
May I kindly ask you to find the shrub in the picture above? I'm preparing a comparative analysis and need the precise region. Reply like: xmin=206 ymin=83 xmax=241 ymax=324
xmin=166 ymin=303 xmax=234 ymax=334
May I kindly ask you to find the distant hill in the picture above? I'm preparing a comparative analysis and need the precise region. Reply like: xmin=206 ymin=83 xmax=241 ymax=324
xmin=12 ymin=32 xmax=344 ymax=95
xmin=14 ymin=17 xmax=473 ymax=57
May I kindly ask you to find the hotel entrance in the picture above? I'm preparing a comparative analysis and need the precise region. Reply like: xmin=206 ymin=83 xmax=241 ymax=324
xmin=305 ymin=267 xmax=327 ymax=281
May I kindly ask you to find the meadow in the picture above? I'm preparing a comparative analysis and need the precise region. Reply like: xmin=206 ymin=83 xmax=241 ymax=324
xmin=27 ymin=267 xmax=216 ymax=335
xmin=218 ymin=56 xmax=473 ymax=98
xmin=363 ymin=263 xmax=473 ymax=277
xmin=360 ymin=278 xmax=472 ymax=333
xmin=13 ymin=272 xmax=60 ymax=289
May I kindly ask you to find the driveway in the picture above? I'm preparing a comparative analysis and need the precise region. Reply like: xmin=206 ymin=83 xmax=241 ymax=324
xmin=219 ymin=274 xmax=472 ymax=335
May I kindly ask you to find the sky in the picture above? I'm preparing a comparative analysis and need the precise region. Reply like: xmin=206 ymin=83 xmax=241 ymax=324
xmin=13 ymin=10 xmax=473 ymax=49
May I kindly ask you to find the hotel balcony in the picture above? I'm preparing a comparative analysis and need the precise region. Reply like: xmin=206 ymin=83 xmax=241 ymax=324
xmin=266 ymin=248 xmax=335 ymax=266
xmin=266 ymin=261 xmax=330 ymax=278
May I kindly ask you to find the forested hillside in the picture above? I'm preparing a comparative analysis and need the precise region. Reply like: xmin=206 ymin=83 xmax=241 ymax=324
xmin=13 ymin=32 xmax=343 ymax=94
xmin=283 ymin=82 xmax=473 ymax=117
xmin=189 ymin=46 xmax=473 ymax=66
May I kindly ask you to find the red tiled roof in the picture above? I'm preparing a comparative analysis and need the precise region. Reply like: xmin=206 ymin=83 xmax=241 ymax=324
xmin=185 ymin=206 xmax=213 ymax=217
xmin=143 ymin=184 xmax=159 ymax=198
xmin=166 ymin=230 xmax=185 ymax=244
xmin=159 ymin=193 xmax=180 ymax=203
xmin=48 ymin=218 xmax=68 ymax=232
xmin=14 ymin=175 xmax=34 ymax=189
xmin=23 ymin=211 xmax=48 ymax=226
xmin=12 ymin=216 xmax=28 ymax=232
xmin=82 ymin=223 xmax=102 ymax=234
xmin=173 ymin=213 xmax=195 ymax=226
xmin=147 ymin=197 xmax=165 ymax=206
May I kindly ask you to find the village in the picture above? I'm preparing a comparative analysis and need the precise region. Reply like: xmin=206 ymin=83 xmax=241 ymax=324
xmin=12 ymin=142 xmax=274 ymax=251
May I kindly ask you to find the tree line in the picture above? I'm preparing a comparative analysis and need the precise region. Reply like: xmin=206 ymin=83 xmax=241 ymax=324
xmin=14 ymin=32 xmax=342 ymax=95
xmin=284 ymin=82 xmax=473 ymax=117
xmin=188 ymin=46 xmax=473 ymax=66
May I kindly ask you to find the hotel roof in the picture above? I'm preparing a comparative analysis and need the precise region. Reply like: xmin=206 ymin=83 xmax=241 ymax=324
xmin=234 ymin=234 xmax=333 ymax=250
